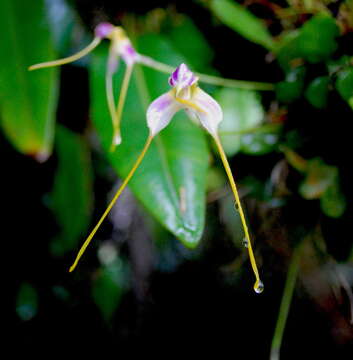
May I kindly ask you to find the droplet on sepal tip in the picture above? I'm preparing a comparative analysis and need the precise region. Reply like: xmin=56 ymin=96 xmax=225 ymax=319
xmin=254 ymin=280 xmax=264 ymax=294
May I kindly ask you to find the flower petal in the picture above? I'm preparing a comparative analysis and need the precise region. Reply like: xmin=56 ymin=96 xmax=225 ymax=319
xmin=188 ymin=87 xmax=223 ymax=138
xmin=169 ymin=63 xmax=198 ymax=98
xmin=147 ymin=91 xmax=182 ymax=136
xmin=110 ymin=28 xmax=138 ymax=67
xmin=95 ymin=23 xmax=115 ymax=39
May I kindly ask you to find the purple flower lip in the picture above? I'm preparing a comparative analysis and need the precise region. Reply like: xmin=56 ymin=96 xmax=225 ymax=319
xmin=168 ymin=63 xmax=197 ymax=88
xmin=95 ymin=22 xmax=115 ymax=39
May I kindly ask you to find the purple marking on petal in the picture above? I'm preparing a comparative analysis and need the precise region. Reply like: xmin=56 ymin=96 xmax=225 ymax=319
xmin=95 ymin=23 xmax=114 ymax=39
xmin=152 ymin=94 xmax=173 ymax=112
xmin=168 ymin=63 xmax=198 ymax=90
xmin=121 ymin=43 xmax=138 ymax=66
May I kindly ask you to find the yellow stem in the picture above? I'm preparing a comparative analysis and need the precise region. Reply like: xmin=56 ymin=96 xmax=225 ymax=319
xmin=213 ymin=135 xmax=262 ymax=293
xmin=29 ymin=37 xmax=101 ymax=71
xmin=111 ymin=65 xmax=133 ymax=150
xmin=69 ymin=135 xmax=154 ymax=272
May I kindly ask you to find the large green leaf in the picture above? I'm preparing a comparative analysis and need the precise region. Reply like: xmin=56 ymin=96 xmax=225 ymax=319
xmin=0 ymin=0 xmax=58 ymax=159
xmin=49 ymin=125 xmax=93 ymax=255
xmin=211 ymin=0 xmax=275 ymax=50
xmin=90 ymin=34 xmax=209 ymax=248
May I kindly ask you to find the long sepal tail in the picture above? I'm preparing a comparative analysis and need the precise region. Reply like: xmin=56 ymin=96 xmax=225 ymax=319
xmin=29 ymin=37 xmax=101 ymax=71
xmin=111 ymin=65 xmax=133 ymax=151
xmin=69 ymin=135 xmax=154 ymax=272
xmin=213 ymin=135 xmax=263 ymax=293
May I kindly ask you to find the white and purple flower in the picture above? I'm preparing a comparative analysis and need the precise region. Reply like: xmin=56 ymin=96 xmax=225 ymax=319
xmin=29 ymin=22 xmax=138 ymax=149
xmin=147 ymin=63 xmax=222 ymax=138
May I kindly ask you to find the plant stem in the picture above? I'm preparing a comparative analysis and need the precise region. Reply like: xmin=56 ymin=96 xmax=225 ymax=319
xmin=219 ymin=123 xmax=282 ymax=136
xmin=270 ymin=247 xmax=301 ymax=360
xmin=138 ymin=54 xmax=275 ymax=91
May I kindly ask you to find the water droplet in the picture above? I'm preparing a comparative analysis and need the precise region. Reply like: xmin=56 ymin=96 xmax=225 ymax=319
xmin=254 ymin=280 xmax=264 ymax=294
xmin=242 ymin=237 xmax=249 ymax=248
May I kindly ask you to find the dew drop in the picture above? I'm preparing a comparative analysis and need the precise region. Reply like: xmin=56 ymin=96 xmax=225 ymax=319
xmin=242 ymin=237 xmax=249 ymax=248
xmin=254 ymin=280 xmax=264 ymax=294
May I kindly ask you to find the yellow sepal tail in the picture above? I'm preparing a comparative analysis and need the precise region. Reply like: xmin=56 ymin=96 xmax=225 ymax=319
xmin=213 ymin=135 xmax=263 ymax=293
xmin=110 ymin=65 xmax=133 ymax=151
xmin=69 ymin=135 xmax=153 ymax=272
xmin=29 ymin=37 xmax=101 ymax=71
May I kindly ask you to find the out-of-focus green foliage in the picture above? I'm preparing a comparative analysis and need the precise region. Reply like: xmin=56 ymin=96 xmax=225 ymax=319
xmin=93 ymin=248 xmax=129 ymax=321
xmin=299 ymin=158 xmax=337 ymax=200
xmin=49 ymin=126 xmax=93 ymax=255
xmin=276 ymin=67 xmax=306 ymax=103
xmin=336 ymin=67 xmax=353 ymax=108
xmin=166 ymin=16 xmax=214 ymax=73
xmin=216 ymin=88 xmax=264 ymax=156
xmin=297 ymin=15 xmax=339 ymax=63
xmin=320 ymin=174 xmax=346 ymax=218
xmin=0 ymin=0 xmax=58 ymax=159
xmin=305 ymin=76 xmax=330 ymax=109
xmin=211 ymin=0 xmax=275 ymax=50
xmin=90 ymin=36 xmax=209 ymax=248
xmin=276 ymin=14 xmax=339 ymax=69
xmin=16 ymin=283 xmax=38 ymax=321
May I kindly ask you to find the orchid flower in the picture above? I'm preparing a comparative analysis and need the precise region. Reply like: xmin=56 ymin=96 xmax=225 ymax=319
xmin=69 ymin=63 xmax=263 ymax=294
xmin=29 ymin=23 xmax=273 ymax=149
xmin=29 ymin=22 xmax=138 ymax=149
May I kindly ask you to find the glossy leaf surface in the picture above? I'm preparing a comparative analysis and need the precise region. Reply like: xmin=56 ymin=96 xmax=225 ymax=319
xmin=0 ymin=0 xmax=58 ymax=159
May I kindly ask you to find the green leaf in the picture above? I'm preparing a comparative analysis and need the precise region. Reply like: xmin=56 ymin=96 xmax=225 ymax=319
xmin=297 ymin=15 xmax=339 ymax=63
xmin=211 ymin=0 xmax=275 ymax=50
xmin=216 ymin=88 xmax=264 ymax=156
xmin=276 ymin=31 xmax=301 ymax=72
xmin=0 ymin=0 xmax=58 ymax=159
xmin=90 ymin=34 xmax=209 ymax=248
xmin=320 ymin=175 xmax=346 ymax=218
xmin=16 ymin=283 xmax=38 ymax=321
xmin=276 ymin=67 xmax=306 ymax=103
xmin=49 ymin=125 xmax=93 ymax=255
xmin=336 ymin=67 xmax=353 ymax=107
xmin=305 ymin=76 xmax=330 ymax=109
xmin=92 ymin=255 xmax=128 ymax=321
xmin=166 ymin=16 xmax=214 ymax=72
